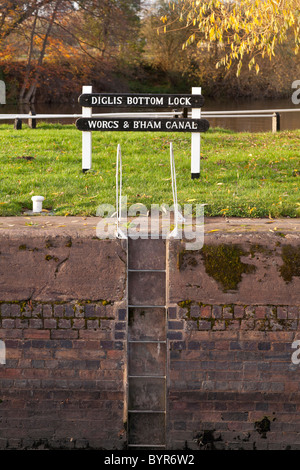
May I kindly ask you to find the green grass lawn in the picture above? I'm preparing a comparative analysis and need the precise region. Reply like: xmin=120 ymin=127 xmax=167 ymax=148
xmin=0 ymin=122 xmax=299 ymax=217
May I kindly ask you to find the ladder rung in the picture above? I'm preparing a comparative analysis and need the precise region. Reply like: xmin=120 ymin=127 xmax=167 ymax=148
xmin=128 ymin=375 xmax=166 ymax=379
xmin=128 ymin=410 xmax=166 ymax=413
xmin=129 ymin=340 xmax=166 ymax=344
xmin=128 ymin=269 xmax=166 ymax=273
xmin=127 ymin=444 xmax=166 ymax=448
xmin=128 ymin=305 xmax=166 ymax=308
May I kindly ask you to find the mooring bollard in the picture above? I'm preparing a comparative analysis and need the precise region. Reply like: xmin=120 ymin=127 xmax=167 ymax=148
xmin=31 ymin=195 xmax=44 ymax=213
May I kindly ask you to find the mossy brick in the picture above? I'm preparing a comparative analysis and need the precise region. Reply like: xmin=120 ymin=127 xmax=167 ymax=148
xmin=1 ymin=304 xmax=13 ymax=317
xmin=223 ymin=307 xmax=233 ymax=319
xmin=212 ymin=320 xmax=226 ymax=331
xmin=42 ymin=305 xmax=53 ymax=318
xmin=64 ymin=305 xmax=75 ymax=318
xmin=54 ymin=305 xmax=65 ymax=317
xmin=212 ymin=305 xmax=222 ymax=319
xmin=234 ymin=306 xmax=245 ymax=319
xmin=84 ymin=304 xmax=95 ymax=317
xmin=9 ymin=304 xmax=22 ymax=317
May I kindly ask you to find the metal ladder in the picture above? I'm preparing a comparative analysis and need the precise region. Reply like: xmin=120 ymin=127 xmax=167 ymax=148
xmin=126 ymin=238 xmax=167 ymax=449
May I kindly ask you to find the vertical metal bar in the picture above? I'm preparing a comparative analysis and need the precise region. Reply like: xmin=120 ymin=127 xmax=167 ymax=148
xmin=191 ymin=86 xmax=201 ymax=178
xmin=82 ymin=85 xmax=92 ymax=172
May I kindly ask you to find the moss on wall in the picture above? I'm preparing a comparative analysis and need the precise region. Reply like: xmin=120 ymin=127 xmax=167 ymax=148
xmin=201 ymin=244 xmax=256 ymax=292
xmin=279 ymin=245 xmax=300 ymax=283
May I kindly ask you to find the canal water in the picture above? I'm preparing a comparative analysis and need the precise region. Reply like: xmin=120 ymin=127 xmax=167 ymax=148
xmin=1 ymin=97 xmax=300 ymax=133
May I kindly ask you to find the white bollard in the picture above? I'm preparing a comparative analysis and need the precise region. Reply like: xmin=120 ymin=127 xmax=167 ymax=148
xmin=31 ymin=195 xmax=44 ymax=213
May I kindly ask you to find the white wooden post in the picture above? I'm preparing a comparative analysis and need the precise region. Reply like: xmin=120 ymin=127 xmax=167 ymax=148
xmin=191 ymin=86 xmax=201 ymax=178
xmin=82 ymin=85 xmax=92 ymax=172
xmin=0 ymin=80 xmax=5 ymax=105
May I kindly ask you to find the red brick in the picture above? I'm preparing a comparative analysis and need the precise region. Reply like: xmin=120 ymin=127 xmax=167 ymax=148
xmin=200 ymin=305 xmax=211 ymax=318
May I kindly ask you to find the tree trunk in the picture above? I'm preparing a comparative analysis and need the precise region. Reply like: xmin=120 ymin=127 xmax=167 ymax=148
xmin=19 ymin=9 xmax=38 ymax=103
xmin=24 ymin=0 xmax=61 ymax=104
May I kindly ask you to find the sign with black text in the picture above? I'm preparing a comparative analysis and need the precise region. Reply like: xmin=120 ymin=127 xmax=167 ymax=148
xmin=79 ymin=93 xmax=204 ymax=108
xmin=76 ymin=117 xmax=209 ymax=133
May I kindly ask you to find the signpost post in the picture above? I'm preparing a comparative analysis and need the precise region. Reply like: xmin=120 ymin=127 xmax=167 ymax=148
xmin=77 ymin=87 xmax=209 ymax=177
xmin=81 ymin=85 xmax=92 ymax=172
xmin=191 ymin=86 xmax=201 ymax=179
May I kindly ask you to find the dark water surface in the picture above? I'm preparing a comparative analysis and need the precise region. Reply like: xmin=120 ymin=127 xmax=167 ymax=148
xmin=1 ymin=97 xmax=300 ymax=132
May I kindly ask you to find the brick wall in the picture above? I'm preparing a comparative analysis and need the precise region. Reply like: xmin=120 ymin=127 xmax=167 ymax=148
xmin=167 ymin=303 xmax=300 ymax=450
xmin=0 ymin=218 xmax=299 ymax=450
xmin=0 ymin=300 xmax=127 ymax=449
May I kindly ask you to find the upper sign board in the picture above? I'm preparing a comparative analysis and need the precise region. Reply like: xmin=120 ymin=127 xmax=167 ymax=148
xmin=79 ymin=93 xmax=204 ymax=109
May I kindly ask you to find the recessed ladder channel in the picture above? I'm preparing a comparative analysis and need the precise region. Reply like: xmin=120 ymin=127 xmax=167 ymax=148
xmin=127 ymin=238 xmax=167 ymax=450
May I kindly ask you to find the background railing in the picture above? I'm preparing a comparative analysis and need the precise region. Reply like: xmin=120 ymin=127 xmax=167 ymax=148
xmin=0 ymin=108 xmax=297 ymax=132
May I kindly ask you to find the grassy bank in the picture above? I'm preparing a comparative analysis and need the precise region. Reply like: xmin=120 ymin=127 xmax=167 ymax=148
xmin=0 ymin=123 xmax=299 ymax=218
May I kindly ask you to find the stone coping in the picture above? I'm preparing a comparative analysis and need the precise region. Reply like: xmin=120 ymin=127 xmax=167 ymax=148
xmin=0 ymin=216 xmax=299 ymax=238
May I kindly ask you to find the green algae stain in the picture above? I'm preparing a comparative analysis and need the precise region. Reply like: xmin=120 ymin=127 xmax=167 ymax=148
xmin=279 ymin=245 xmax=300 ymax=283
xmin=201 ymin=244 xmax=256 ymax=292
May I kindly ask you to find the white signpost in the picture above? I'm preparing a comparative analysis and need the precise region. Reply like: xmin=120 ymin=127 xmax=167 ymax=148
xmin=79 ymin=86 xmax=209 ymax=177
xmin=0 ymin=80 xmax=6 ymax=105
xmin=81 ymin=85 xmax=92 ymax=172
xmin=191 ymin=86 xmax=201 ymax=179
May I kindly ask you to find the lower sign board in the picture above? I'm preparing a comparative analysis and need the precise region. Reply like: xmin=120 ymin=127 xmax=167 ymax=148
xmin=76 ymin=117 xmax=210 ymax=133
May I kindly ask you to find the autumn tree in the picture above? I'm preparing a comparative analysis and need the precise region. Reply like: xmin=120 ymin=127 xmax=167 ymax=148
xmin=0 ymin=0 xmax=53 ymax=45
xmin=160 ymin=0 xmax=300 ymax=75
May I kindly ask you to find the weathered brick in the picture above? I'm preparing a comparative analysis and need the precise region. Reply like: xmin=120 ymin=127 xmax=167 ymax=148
xmin=118 ymin=309 xmax=126 ymax=321
xmin=168 ymin=307 xmax=177 ymax=319
xmin=198 ymin=320 xmax=211 ymax=331
xmin=234 ymin=306 xmax=244 ymax=319
xmin=58 ymin=319 xmax=71 ymax=329
xmin=44 ymin=319 xmax=57 ymax=329
xmin=212 ymin=305 xmax=222 ymax=319
xmin=2 ymin=319 xmax=15 ymax=329
xmin=200 ymin=305 xmax=211 ymax=318
xmin=42 ymin=304 xmax=53 ymax=318
xmin=29 ymin=319 xmax=43 ymax=329
xmin=168 ymin=320 xmax=184 ymax=330
xmin=54 ymin=305 xmax=65 ymax=317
